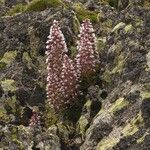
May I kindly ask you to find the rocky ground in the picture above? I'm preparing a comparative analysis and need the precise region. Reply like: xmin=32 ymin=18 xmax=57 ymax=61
xmin=0 ymin=0 xmax=150 ymax=149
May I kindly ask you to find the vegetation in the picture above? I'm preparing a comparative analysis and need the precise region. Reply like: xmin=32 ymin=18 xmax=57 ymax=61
xmin=5 ymin=0 xmax=64 ymax=16
xmin=6 ymin=4 xmax=26 ymax=16
xmin=73 ymin=3 xmax=99 ymax=23
xmin=0 ymin=51 xmax=17 ymax=65
xmin=25 ymin=0 xmax=64 ymax=12
xmin=0 ymin=0 xmax=4 ymax=5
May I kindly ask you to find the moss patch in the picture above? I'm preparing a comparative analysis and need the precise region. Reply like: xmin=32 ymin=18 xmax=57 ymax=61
xmin=0 ymin=107 xmax=9 ymax=122
xmin=5 ymin=0 xmax=64 ymax=15
xmin=122 ymin=111 xmax=144 ymax=137
xmin=22 ymin=52 xmax=33 ymax=69
xmin=97 ymin=137 xmax=119 ymax=150
xmin=73 ymin=3 xmax=99 ymax=23
xmin=22 ymin=52 xmax=32 ymax=62
xmin=136 ymin=132 xmax=149 ymax=144
xmin=112 ymin=22 xmax=125 ymax=33
xmin=97 ymin=38 xmax=106 ymax=52
xmin=111 ymin=52 xmax=126 ymax=74
xmin=70 ymin=46 xmax=77 ymax=58
xmin=0 ymin=0 xmax=4 ymax=5
xmin=0 ymin=51 xmax=17 ymax=65
xmin=84 ymin=99 xmax=92 ymax=108
xmin=0 ymin=62 xmax=6 ymax=69
xmin=124 ymin=24 xmax=133 ymax=33
xmin=141 ymin=91 xmax=150 ymax=100
xmin=44 ymin=103 xmax=59 ymax=128
xmin=109 ymin=97 xmax=129 ymax=113
xmin=77 ymin=100 xmax=91 ymax=136
xmin=5 ymin=96 xmax=17 ymax=114
xmin=6 ymin=4 xmax=26 ymax=16
xmin=102 ymin=52 xmax=127 ymax=83
xmin=25 ymin=0 xmax=64 ymax=12
xmin=1 ymin=79 xmax=17 ymax=92
xmin=72 ymin=15 xmax=80 ymax=35
xmin=77 ymin=115 xmax=89 ymax=136
xmin=102 ymin=67 xmax=112 ymax=83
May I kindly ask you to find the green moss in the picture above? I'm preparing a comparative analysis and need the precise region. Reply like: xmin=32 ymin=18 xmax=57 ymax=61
xmin=0 ymin=107 xmax=9 ymax=122
xmin=143 ymin=83 xmax=150 ymax=91
xmin=0 ymin=0 xmax=4 ymax=5
xmin=109 ymin=98 xmax=129 ymax=113
xmin=84 ymin=99 xmax=92 ymax=108
xmin=25 ymin=0 xmax=64 ymax=12
xmin=11 ymin=126 xmax=18 ymax=140
xmin=136 ymin=132 xmax=148 ymax=144
xmin=70 ymin=46 xmax=77 ymax=58
xmin=72 ymin=15 xmax=80 ymax=35
xmin=97 ymin=38 xmax=106 ymax=52
xmin=98 ymin=106 xmax=105 ymax=115
xmin=124 ymin=24 xmax=133 ymax=33
xmin=135 ymin=18 xmax=144 ymax=27
xmin=73 ymin=3 xmax=99 ymax=23
xmin=104 ymin=19 xmax=113 ymax=28
xmin=6 ymin=4 xmax=26 ymax=16
xmin=44 ymin=103 xmax=59 ymax=128
xmin=77 ymin=115 xmax=89 ymax=136
xmin=97 ymin=137 xmax=119 ymax=150
xmin=102 ymin=52 xmax=127 ymax=83
xmin=12 ymin=139 xmax=24 ymax=149
xmin=57 ymin=122 xmax=71 ymax=141
xmin=112 ymin=52 xmax=126 ymax=74
xmin=10 ymin=126 xmax=31 ymax=149
xmin=0 ymin=51 xmax=17 ymax=65
xmin=22 ymin=52 xmax=33 ymax=69
xmin=0 ymin=62 xmax=7 ymax=69
xmin=5 ymin=0 xmax=64 ymax=16
xmin=112 ymin=22 xmax=125 ymax=33
xmin=77 ymin=100 xmax=91 ymax=137
xmin=3 ymin=96 xmax=17 ymax=116
xmin=137 ymin=132 xmax=149 ymax=144
xmin=141 ymin=91 xmax=150 ymax=100
xmin=141 ymin=82 xmax=150 ymax=100
xmin=22 ymin=52 xmax=32 ymax=62
xmin=1 ymin=79 xmax=17 ymax=92
xmin=103 ymin=68 xmax=112 ymax=83
xmin=122 ymin=111 xmax=144 ymax=137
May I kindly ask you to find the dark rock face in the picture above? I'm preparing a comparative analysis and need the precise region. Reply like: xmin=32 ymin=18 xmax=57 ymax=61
xmin=0 ymin=0 xmax=150 ymax=149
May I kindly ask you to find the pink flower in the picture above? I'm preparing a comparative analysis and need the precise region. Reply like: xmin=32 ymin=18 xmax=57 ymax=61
xmin=45 ymin=19 xmax=99 ymax=112
xmin=60 ymin=54 xmax=78 ymax=106
xmin=46 ymin=20 xmax=67 ymax=110
xmin=29 ymin=108 xmax=41 ymax=127
xmin=46 ymin=20 xmax=78 ymax=112
xmin=76 ymin=19 xmax=99 ymax=79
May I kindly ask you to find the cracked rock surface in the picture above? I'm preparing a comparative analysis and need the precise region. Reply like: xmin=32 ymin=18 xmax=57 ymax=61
xmin=0 ymin=0 xmax=150 ymax=149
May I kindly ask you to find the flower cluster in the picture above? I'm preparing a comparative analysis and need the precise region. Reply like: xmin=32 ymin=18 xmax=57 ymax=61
xmin=46 ymin=20 xmax=78 ymax=112
xmin=29 ymin=107 xmax=41 ymax=127
xmin=46 ymin=19 xmax=99 ymax=112
xmin=76 ymin=19 xmax=99 ymax=79
xmin=60 ymin=54 xmax=78 ymax=106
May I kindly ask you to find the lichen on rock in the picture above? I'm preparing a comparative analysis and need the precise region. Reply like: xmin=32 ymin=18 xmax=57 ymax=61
xmin=0 ymin=0 xmax=150 ymax=149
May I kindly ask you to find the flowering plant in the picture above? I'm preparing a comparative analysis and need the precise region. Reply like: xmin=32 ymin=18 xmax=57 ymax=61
xmin=46 ymin=19 xmax=99 ymax=112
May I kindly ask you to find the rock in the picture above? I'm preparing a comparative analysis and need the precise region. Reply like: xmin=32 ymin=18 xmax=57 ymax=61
xmin=0 ymin=124 xmax=61 ymax=149
xmin=0 ymin=0 xmax=150 ymax=149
